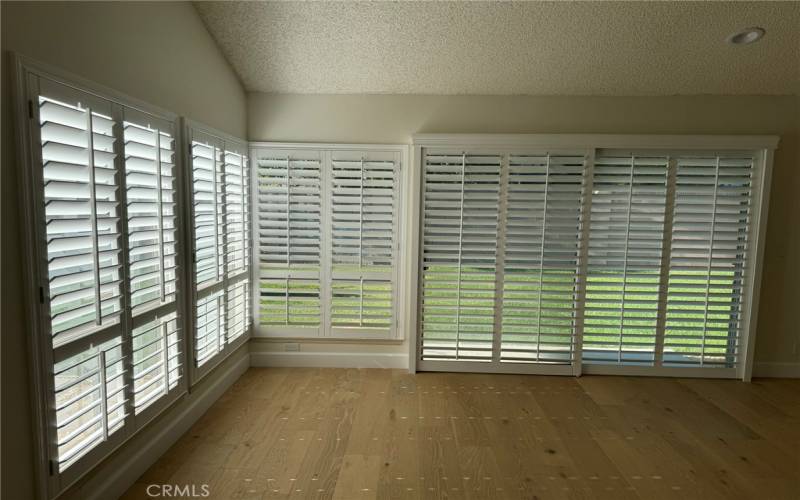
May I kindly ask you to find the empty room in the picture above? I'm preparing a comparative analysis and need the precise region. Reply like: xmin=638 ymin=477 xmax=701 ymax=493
xmin=1 ymin=1 xmax=799 ymax=499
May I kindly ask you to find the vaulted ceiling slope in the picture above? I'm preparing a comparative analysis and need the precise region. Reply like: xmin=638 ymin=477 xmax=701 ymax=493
xmin=195 ymin=1 xmax=800 ymax=96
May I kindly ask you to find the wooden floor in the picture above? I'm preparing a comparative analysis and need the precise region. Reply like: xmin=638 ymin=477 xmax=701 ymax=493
xmin=122 ymin=368 xmax=799 ymax=500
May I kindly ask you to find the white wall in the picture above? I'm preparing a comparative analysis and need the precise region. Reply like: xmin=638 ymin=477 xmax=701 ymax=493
xmin=1 ymin=2 xmax=247 ymax=498
xmin=248 ymin=93 xmax=800 ymax=369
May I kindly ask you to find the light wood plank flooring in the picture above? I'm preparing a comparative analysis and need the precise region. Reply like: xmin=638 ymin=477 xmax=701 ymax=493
xmin=122 ymin=368 xmax=799 ymax=499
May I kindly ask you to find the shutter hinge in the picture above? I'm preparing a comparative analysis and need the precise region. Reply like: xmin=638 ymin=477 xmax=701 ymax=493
xmin=39 ymin=287 xmax=45 ymax=304
xmin=28 ymin=100 xmax=34 ymax=119
xmin=49 ymin=459 xmax=55 ymax=475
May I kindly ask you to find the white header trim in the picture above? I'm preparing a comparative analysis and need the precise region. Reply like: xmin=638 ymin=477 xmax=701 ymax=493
xmin=250 ymin=142 xmax=408 ymax=152
xmin=412 ymin=133 xmax=780 ymax=151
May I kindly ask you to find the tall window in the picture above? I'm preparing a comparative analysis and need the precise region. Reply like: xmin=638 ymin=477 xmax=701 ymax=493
xmin=187 ymin=126 xmax=252 ymax=379
xmin=23 ymin=74 xmax=185 ymax=487
xmin=254 ymin=146 xmax=404 ymax=339
xmin=416 ymin=138 xmax=771 ymax=379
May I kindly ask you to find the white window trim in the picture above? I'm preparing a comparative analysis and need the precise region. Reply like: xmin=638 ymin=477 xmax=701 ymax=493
xmin=183 ymin=120 xmax=253 ymax=385
xmin=11 ymin=54 xmax=192 ymax=500
xmin=408 ymin=134 xmax=778 ymax=381
xmin=250 ymin=142 xmax=411 ymax=341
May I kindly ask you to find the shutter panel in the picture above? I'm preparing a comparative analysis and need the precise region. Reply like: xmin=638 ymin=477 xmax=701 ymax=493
xmin=226 ymin=278 xmax=250 ymax=343
xmin=124 ymin=114 xmax=177 ymax=312
xmin=36 ymin=82 xmax=131 ymax=472
xmin=191 ymin=140 xmax=224 ymax=287
xmin=189 ymin=129 xmax=251 ymax=374
xmin=195 ymin=289 xmax=225 ymax=366
xmin=421 ymin=152 xmax=501 ymax=361
xmin=329 ymin=152 xmax=398 ymax=335
xmin=664 ymin=156 xmax=752 ymax=367
xmin=40 ymin=94 xmax=123 ymax=345
xmin=132 ymin=312 xmax=180 ymax=414
xmin=583 ymin=154 xmax=668 ymax=365
xmin=123 ymin=109 xmax=184 ymax=416
xmin=224 ymin=150 xmax=249 ymax=275
xmin=54 ymin=336 xmax=125 ymax=470
xmin=260 ymin=278 xmax=321 ymax=328
xmin=257 ymin=151 xmax=323 ymax=332
xmin=501 ymin=154 xmax=585 ymax=364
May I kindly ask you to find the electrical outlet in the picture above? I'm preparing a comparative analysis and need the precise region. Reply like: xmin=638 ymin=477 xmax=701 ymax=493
xmin=284 ymin=342 xmax=301 ymax=352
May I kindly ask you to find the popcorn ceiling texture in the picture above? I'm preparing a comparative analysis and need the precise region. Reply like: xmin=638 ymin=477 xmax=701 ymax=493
xmin=194 ymin=1 xmax=800 ymax=96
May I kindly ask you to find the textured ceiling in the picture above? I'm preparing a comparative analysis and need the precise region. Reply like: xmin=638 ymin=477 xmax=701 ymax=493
xmin=195 ymin=1 xmax=800 ymax=96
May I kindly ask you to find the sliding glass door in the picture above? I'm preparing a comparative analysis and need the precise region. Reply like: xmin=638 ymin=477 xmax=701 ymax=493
xmin=416 ymin=142 xmax=762 ymax=378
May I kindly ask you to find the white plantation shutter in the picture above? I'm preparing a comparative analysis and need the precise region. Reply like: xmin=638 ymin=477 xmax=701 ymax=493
xmin=187 ymin=126 xmax=252 ymax=377
xmin=224 ymin=150 xmax=250 ymax=275
xmin=40 ymin=91 xmax=123 ymax=346
xmin=257 ymin=150 xmax=323 ymax=333
xmin=227 ymin=279 xmax=251 ymax=342
xmin=664 ymin=155 xmax=753 ymax=367
xmin=414 ymin=135 xmax=771 ymax=378
xmin=23 ymin=70 xmax=185 ymax=488
xmin=53 ymin=336 xmax=125 ymax=471
xmin=124 ymin=116 xmax=177 ymax=311
xmin=195 ymin=290 xmax=225 ymax=366
xmin=501 ymin=154 xmax=586 ymax=364
xmin=131 ymin=312 xmax=181 ymax=414
xmin=329 ymin=151 xmax=399 ymax=336
xmin=420 ymin=152 xmax=501 ymax=361
xmin=191 ymin=139 xmax=224 ymax=286
xmin=254 ymin=145 xmax=404 ymax=339
xmin=38 ymin=84 xmax=130 ymax=474
xmin=123 ymin=108 xmax=184 ymax=419
xmin=583 ymin=154 xmax=668 ymax=365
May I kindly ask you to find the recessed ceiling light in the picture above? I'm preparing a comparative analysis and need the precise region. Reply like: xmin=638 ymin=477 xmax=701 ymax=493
xmin=726 ymin=27 xmax=765 ymax=45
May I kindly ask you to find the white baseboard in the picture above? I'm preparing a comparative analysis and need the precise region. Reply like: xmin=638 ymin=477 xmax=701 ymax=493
xmin=77 ymin=350 xmax=250 ymax=500
xmin=752 ymin=362 xmax=800 ymax=378
xmin=250 ymin=351 xmax=409 ymax=369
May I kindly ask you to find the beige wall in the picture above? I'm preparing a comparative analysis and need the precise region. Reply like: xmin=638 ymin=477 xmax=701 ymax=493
xmin=248 ymin=93 xmax=800 ymax=365
xmin=1 ymin=2 xmax=246 ymax=498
